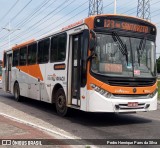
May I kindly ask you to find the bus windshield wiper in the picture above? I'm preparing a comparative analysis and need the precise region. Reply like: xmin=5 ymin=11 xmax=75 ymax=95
xmin=112 ymin=32 xmax=128 ymax=65
xmin=137 ymin=37 xmax=147 ymax=66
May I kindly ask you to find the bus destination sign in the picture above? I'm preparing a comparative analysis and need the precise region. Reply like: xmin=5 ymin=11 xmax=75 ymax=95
xmin=104 ymin=19 xmax=149 ymax=33
xmin=94 ymin=17 xmax=156 ymax=34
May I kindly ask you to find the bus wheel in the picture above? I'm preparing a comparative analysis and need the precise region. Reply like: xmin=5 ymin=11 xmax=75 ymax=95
xmin=55 ymin=88 xmax=68 ymax=116
xmin=14 ymin=83 xmax=21 ymax=102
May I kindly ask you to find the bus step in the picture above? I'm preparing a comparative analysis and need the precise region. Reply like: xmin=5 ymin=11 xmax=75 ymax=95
xmin=68 ymin=105 xmax=80 ymax=110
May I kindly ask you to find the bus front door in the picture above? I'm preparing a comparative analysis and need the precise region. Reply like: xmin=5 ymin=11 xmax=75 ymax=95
xmin=6 ymin=53 xmax=12 ymax=92
xmin=71 ymin=35 xmax=81 ymax=106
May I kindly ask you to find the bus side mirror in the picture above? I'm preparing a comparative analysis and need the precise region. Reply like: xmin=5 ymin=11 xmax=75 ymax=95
xmin=90 ymin=39 xmax=96 ymax=51
xmin=89 ymin=30 xmax=97 ymax=51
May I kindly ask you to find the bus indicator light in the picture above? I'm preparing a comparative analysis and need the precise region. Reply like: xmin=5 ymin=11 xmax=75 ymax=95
xmin=82 ymin=96 xmax=85 ymax=99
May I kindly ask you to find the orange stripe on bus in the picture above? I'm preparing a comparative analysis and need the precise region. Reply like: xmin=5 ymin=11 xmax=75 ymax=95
xmin=12 ymin=39 xmax=35 ymax=50
xmin=17 ymin=65 xmax=43 ymax=81
xmin=87 ymin=73 xmax=157 ymax=95
xmin=85 ymin=16 xmax=94 ymax=30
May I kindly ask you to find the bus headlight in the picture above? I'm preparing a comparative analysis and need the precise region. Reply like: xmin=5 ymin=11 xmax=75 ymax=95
xmin=104 ymin=92 xmax=112 ymax=98
xmin=90 ymin=84 xmax=112 ymax=98
xmin=149 ymin=89 xmax=158 ymax=98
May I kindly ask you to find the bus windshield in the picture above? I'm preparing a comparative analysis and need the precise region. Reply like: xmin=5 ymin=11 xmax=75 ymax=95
xmin=91 ymin=33 xmax=156 ymax=78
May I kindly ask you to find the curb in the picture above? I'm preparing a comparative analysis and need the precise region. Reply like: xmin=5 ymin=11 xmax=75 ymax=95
xmin=0 ymin=113 xmax=77 ymax=139
xmin=0 ymin=113 xmax=98 ymax=148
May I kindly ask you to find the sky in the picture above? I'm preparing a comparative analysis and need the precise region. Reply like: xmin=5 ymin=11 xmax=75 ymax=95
xmin=0 ymin=0 xmax=160 ymax=60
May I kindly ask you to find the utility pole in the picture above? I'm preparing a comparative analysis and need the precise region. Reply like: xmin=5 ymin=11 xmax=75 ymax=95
xmin=89 ymin=0 xmax=103 ymax=16
xmin=137 ymin=0 xmax=151 ymax=21
xmin=114 ymin=0 xmax=117 ymax=14
xmin=2 ymin=21 xmax=20 ymax=49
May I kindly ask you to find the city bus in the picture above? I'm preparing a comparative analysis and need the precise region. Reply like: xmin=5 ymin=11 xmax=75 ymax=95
xmin=2 ymin=14 xmax=157 ymax=116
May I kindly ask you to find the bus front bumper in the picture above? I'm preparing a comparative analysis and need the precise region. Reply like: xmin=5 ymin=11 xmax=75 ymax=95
xmin=88 ymin=91 xmax=157 ymax=113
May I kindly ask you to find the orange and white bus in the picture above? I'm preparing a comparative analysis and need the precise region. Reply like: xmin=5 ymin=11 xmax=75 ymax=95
xmin=2 ymin=14 xmax=157 ymax=116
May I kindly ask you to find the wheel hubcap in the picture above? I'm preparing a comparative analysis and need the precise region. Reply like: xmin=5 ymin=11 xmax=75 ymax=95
xmin=15 ymin=86 xmax=19 ymax=99
xmin=57 ymin=95 xmax=65 ymax=112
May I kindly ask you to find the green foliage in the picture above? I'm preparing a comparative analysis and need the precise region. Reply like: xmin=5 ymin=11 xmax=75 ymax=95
xmin=157 ymin=81 xmax=160 ymax=100
xmin=156 ymin=57 xmax=160 ymax=73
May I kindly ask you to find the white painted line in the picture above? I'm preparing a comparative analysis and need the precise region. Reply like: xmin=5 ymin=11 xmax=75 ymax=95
xmin=0 ymin=113 xmax=99 ymax=148
xmin=0 ymin=113 xmax=79 ymax=139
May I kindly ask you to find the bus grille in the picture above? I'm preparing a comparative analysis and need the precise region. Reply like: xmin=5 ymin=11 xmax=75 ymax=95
xmin=117 ymin=103 xmax=146 ymax=110
xmin=107 ymin=79 xmax=156 ymax=87
xmin=112 ymin=94 xmax=150 ymax=99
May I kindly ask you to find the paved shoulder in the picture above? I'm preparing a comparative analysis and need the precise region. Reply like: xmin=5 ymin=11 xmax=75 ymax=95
xmin=0 ymin=115 xmax=52 ymax=139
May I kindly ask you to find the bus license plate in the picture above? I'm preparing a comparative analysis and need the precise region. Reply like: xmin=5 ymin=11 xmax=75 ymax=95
xmin=128 ymin=102 xmax=138 ymax=107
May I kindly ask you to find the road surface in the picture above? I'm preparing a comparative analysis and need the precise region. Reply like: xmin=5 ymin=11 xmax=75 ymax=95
xmin=0 ymin=89 xmax=160 ymax=147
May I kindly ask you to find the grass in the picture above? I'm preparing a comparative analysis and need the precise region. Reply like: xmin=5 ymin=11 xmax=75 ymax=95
xmin=157 ymin=81 xmax=160 ymax=100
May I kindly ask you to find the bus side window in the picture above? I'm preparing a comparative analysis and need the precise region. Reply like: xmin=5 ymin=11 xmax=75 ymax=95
xmin=13 ymin=49 xmax=19 ymax=67
xmin=3 ymin=52 xmax=6 ymax=68
xmin=50 ymin=33 xmax=67 ymax=62
xmin=20 ymin=46 xmax=27 ymax=66
xmin=28 ymin=43 xmax=37 ymax=65
xmin=58 ymin=34 xmax=67 ymax=61
xmin=50 ymin=36 xmax=58 ymax=62
xmin=38 ymin=38 xmax=50 ymax=64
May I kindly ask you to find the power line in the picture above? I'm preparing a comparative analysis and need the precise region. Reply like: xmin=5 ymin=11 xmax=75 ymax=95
xmin=19 ymin=0 xmax=69 ymax=31
xmin=2 ymin=0 xmax=160 ymax=49
xmin=122 ymin=0 xmax=160 ymax=18
xmin=14 ymin=0 xmax=115 ymax=44
xmin=0 ymin=0 xmax=63 ymax=43
xmin=0 ymin=0 xmax=120 ymax=49
xmin=16 ymin=0 xmax=53 ymax=28
xmin=0 ymin=0 xmax=119 ymax=45
xmin=0 ymin=0 xmax=20 ymax=22
xmin=1 ymin=1 xmax=87 ymax=47
xmin=0 ymin=0 xmax=33 ymax=35
xmin=20 ymin=0 xmax=76 ymax=34
xmin=7 ymin=0 xmax=71 ymax=43
xmin=10 ymin=0 xmax=33 ymax=22
xmin=37 ymin=7 xmax=89 ymax=38
xmin=0 ymin=0 xmax=54 ymax=41
xmin=103 ymin=1 xmax=114 ymax=9
xmin=9 ymin=1 xmax=88 ymax=44
xmin=117 ymin=1 xmax=135 ymax=12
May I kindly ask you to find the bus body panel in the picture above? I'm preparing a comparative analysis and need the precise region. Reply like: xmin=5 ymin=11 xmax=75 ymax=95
xmin=8 ymin=24 xmax=89 ymax=110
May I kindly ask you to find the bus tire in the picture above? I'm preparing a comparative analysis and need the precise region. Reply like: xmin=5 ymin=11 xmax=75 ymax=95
xmin=55 ymin=88 xmax=68 ymax=116
xmin=14 ymin=83 xmax=21 ymax=102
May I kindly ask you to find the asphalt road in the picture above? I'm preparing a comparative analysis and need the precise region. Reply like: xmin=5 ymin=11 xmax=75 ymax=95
xmin=0 ymin=89 xmax=160 ymax=146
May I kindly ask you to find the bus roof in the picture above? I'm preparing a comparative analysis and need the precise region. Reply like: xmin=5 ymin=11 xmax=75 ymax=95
xmin=84 ymin=14 xmax=156 ymax=30
xmin=85 ymin=14 xmax=156 ymax=27
xmin=4 ymin=14 xmax=156 ymax=52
